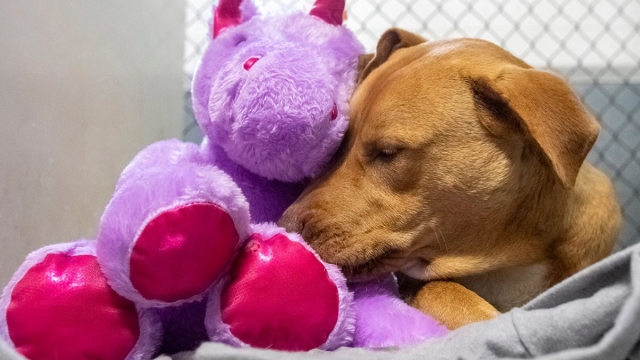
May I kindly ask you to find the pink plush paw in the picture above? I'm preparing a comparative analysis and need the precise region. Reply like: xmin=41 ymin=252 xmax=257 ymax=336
xmin=129 ymin=202 xmax=240 ymax=303
xmin=0 ymin=241 xmax=159 ymax=360
xmin=206 ymin=225 xmax=354 ymax=351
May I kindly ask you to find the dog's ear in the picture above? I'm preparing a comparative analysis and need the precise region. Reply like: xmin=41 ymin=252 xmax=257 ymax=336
xmin=357 ymin=28 xmax=427 ymax=84
xmin=357 ymin=53 xmax=375 ymax=81
xmin=469 ymin=66 xmax=600 ymax=189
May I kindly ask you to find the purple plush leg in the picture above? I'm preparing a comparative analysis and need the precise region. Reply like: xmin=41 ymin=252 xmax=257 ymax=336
xmin=205 ymin=223 xmax=354 ymax=351
xmin=350 ymin=275 xmax=448 ymax=348
xmin=158 ymin=299 xmax=209 ymax=355
xmin=0 ymin=240 xmax=161 ymax=360
xmin=96 ymin=140 xmax=252 ymax=308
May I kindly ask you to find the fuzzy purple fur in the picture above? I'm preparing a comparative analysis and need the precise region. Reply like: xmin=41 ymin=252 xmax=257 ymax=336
xmin=0 ymin=241 xmax=162 ymax=360
xmin=350 ymin=276 xmax=449 ymax=348
xmin=158 ymin=299 xmax=209 ymax=355
xmin=199 ymin=139 xmax=306 ymax=223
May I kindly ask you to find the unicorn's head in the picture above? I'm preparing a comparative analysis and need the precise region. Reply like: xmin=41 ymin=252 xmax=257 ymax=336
xmin=192 ymin=0 xmax=364 ymax=182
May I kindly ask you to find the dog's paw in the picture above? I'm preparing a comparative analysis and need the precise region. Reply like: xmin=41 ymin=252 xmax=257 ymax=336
xmin=409 ymin=280 xmax=500 ymax=330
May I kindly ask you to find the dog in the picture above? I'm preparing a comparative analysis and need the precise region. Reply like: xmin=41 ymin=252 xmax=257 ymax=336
xmin=278 ymin=29 xmax=622 ymax=329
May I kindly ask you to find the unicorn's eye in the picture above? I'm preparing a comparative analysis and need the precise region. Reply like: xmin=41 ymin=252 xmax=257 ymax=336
xmin=243 ymin=57 xmax=260 ymax=70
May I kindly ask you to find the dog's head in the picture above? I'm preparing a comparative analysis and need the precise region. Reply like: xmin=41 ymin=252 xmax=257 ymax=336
xmin=278 ymin=29 xmax=599 ymax=281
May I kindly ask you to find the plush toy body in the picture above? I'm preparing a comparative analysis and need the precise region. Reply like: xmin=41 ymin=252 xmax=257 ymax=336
xmin=94 ymin=0 xmax=362 ymax=351
xmin=1 ymin=1 xmax=447 ymax=358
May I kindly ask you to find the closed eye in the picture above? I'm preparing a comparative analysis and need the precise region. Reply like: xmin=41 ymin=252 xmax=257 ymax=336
xmin=370 ymin=147 xmax=404 ymax=163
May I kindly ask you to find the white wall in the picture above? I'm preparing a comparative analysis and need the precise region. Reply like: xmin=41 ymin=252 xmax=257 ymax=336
xmin=0 ymin=1 xmax=186 ymax=286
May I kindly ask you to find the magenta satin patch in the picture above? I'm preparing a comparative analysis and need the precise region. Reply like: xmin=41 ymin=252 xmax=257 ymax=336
xmin=243 ymin=56 xmax=260 ymax=70
xmin=130 ymin=202 xmax=239 ymax=302
xmin=6 ymin=254 xmax=140 ymax=360
xmin=220 ymin=233 xmax=339 ymax=351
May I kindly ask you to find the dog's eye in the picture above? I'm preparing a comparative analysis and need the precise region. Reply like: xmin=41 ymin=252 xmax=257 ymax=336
xmin=373 ymin=147 xmax=403 ymax=162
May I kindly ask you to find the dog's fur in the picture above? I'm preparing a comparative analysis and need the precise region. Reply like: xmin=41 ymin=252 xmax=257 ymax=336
xmin=278 ymin=29 xmax=622 ymax=329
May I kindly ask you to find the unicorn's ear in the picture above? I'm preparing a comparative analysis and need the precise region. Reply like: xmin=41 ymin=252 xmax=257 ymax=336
xmin=212 ymin=0 xmax=259 ymax=39
xmin=309 ymin=0 xmax=346 ymax=26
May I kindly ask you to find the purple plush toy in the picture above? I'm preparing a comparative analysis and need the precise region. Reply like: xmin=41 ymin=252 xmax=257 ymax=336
xmin=0 ymin=0 xmax=446 ymax=358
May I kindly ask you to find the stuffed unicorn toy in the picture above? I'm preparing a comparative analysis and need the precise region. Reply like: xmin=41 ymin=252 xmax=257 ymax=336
xmin=0 ymin=0 xmax=447 ymax=359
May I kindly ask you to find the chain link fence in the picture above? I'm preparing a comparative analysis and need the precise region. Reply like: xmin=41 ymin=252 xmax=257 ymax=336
xmin=183 ymin=0 xmax=640 ymax=248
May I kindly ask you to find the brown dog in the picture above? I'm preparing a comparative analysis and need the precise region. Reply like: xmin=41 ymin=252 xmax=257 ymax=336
xmin=278 ymin=29 xmax=622 ymax=329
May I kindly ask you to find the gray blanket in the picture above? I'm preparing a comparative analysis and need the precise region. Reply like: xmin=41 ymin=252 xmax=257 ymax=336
xmin=3 ymin=243 xmax=639 ymax=360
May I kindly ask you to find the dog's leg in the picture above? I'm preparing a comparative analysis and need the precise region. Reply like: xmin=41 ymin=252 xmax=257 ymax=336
xmin=397 ymin=274 xmax=500 ymax=330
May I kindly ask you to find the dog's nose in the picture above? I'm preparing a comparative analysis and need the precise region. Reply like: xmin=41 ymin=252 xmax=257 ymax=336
xmin=277 ymin=207 xmax=304 ymax=234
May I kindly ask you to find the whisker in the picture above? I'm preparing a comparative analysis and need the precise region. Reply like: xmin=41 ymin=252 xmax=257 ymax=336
xmin=437 ymin=227 xmax=448 ymax=253
xmin=431 ymin=224 xmax=443 ymax=252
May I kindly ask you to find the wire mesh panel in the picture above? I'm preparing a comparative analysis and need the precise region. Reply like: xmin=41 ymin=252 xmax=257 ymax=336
xmin=183 ymin=0 xmax=640 ymax=248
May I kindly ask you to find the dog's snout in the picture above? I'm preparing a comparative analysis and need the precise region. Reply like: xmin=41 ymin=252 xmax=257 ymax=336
xmin=279 ymin=204 xmax=333 ymax=251
xmin=277 ymin=207 xmax=304 ymax=234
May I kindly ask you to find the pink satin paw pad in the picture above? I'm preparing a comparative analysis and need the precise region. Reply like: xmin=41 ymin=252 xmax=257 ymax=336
xmin=6 ymin=253 xmax=140 ymax=360
xmin=220 ymin=233 xmax=340 ymax=351
xmin=130 ymin=202 xmax=240 ymax=303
